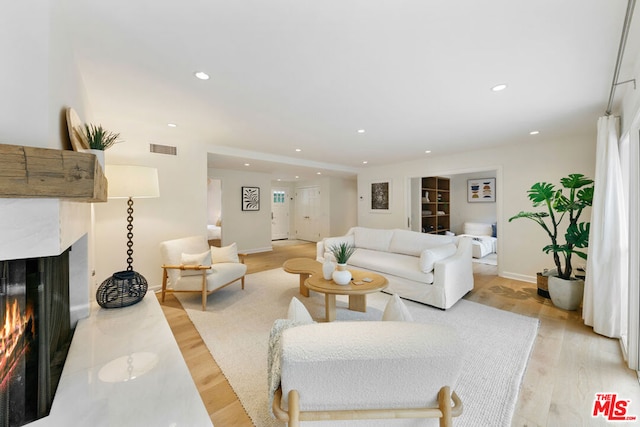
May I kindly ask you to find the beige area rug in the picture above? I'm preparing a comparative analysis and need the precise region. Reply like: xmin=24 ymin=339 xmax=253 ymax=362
xmin=176 ymin=268 xmax=538 ymax=427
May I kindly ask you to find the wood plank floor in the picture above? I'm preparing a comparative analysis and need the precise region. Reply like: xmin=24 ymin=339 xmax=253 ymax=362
xmin=158 ymin=241 xmax=639 ymax=426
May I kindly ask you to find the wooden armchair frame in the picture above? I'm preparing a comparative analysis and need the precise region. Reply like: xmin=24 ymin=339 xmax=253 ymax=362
xmin=272 ymin=385 xmax=462 ymax=427
xmin=161 ymin=254 xmax=246 ymax=311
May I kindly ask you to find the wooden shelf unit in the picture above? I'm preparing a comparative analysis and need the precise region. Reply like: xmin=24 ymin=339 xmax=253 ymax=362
xmin=420 ymin=176 xmax=450 ymax=235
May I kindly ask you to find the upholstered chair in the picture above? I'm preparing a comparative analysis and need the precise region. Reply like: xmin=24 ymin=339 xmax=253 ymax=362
xmin=160 ymin=235 xmax=247 ymax=310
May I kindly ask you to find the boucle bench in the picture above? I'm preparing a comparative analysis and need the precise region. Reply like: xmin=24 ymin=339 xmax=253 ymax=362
xmin=271 ymin=321 xmax=464 ymax=427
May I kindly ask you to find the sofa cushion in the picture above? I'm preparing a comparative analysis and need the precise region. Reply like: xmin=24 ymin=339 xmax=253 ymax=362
xmin=349 ymin=248 xmax=434 ymax=284
xmin=382 ymin=294 xmax=414 ymax=322
xmin=389 ymin=229 xmax=455 ymax=256
xmin=287 ymin=297 xmax=313 ymax=323
xmin=352 ymin=227 xmax=394 ymax=252
xmin=211 ymin=242 xmax=240 ymax=263
xmin=174 ymin=262 xmax=246 ymax=292
xmin=180 ymin=250 xmax=212 ymax=276
xmin=419 ymin=243 xmax=458 ymax=273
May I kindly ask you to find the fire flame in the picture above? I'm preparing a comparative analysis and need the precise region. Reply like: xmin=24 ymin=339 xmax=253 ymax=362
xmin=1 ymin=299 xmax=35 ymax=376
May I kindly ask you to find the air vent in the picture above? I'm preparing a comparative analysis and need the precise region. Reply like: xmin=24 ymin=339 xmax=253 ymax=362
xmin=149 ymin=143 xmax=177 ymax=155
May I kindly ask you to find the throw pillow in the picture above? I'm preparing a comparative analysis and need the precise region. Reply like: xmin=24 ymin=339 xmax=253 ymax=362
xmin=180 ymin=250 xmax=212 ymax=276
xmin=382 ymin=294 xmax=413 ymax=321
xmin=287 ymin=297 xmax=314 ymax=323
xmin=211 ymin=242 xmax=239 ymax=264
xmin=419 ymin=243 xmax=458 ymax=273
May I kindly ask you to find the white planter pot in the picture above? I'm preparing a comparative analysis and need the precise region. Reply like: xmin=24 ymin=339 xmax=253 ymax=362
xmin=548 ymin=276 xmax=584 ymax=311
xmin=332 ymin=264 xmax=351 ymax=285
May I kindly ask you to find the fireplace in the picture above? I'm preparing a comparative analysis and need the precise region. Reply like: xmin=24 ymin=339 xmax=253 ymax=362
xmin=0 ymin=250 xmax=73 ymax=427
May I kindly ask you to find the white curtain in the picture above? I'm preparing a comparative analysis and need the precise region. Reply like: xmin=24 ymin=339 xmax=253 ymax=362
xmin=583 ymin=116 xmax=628 ymax=338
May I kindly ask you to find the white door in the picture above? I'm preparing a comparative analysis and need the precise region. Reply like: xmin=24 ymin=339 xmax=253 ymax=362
xmin=295 ymin=186 xmax=321 ymax=241
xmin=271 ymin=188 xmax=290 ymax=240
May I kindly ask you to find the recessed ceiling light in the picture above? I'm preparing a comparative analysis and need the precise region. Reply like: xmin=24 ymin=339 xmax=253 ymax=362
xmin=316 ymin=172 xmax=322 ymax=175
xmin=277 ymin=179 xmax=281 ymax=181
xmin=362 ymin=161 xmax=368 ymax=164
xmin=244 ymin=163 xmax=250 ymax=167
xmin=529 ymin=130 xmax=540 ymax=135
xmin=295 ymin=176 xmax=299 ymax=179
xmin=167 ymin=123 xmax=177 ymax=128
xmin=425 ymin=150 xmax=432 ymax=154
xmin=194 ymin=71 xmax=210 ymax=80
xmin=357 ymin=129 xmax=365 ymax=133
xmin=491 ymin=84 xmax=507 ymax=92
xmin=295 ymin=148 xmax=302 ymax=152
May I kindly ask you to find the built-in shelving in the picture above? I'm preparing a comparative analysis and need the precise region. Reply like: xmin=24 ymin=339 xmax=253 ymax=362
xmin=420 ymin=176 xmax=450 ymax=235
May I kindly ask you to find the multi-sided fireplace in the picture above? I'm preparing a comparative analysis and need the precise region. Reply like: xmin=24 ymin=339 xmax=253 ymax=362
xmin=0 ymin=251 xmax=73 ymax=427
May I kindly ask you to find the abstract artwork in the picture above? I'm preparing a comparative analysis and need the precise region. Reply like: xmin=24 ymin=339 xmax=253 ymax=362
xmin=468 ymin=178 xmax=496 ymax=202
xmin=371 ymin=181 xmax=391 ymax=212
xmin=242 ymin=186 xmax=260 ymax=211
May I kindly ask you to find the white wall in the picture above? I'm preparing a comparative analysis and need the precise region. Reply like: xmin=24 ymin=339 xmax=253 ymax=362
xmin=207 ymin=178 xmax=222 ymax=224
xmin=329 ymin=177 xmax=358 ymax=236
xmin=357 ymin=135 xmax=596 ymax=282
xmin=208 ymin=168 xmax=272 ymax=253
xmin=450 ymin=172 xmax=497 ymax=234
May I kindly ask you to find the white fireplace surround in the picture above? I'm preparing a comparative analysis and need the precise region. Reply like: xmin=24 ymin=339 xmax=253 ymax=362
xmin=0 ymin=198 xmax=91 ymax=326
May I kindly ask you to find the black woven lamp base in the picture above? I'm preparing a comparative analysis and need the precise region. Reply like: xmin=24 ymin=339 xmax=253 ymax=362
xmin=97 ymin=270 xmax=148 ymax=308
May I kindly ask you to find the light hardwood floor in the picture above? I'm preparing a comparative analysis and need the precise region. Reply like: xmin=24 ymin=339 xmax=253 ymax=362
xmin=158 ymin=241 xmax=639 ymax=426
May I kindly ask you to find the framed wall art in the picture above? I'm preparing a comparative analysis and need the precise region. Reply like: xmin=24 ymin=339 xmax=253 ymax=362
xmin=468 ymin=178 xmax=496 ymax=203
xmin=370 ymin=180 xmax=391 ymax=213
xmin=242 ymin=186 xmax=260 ymax=211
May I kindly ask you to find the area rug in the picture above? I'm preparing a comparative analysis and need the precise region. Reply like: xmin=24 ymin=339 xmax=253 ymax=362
xmin=176 ymin=268 xmax=539 ymax=427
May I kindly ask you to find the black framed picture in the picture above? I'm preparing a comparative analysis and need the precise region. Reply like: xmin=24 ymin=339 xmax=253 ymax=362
xmin=370 ymin=181 xmax=391 ymax=212
xmin=242 ymin=186 xmax=260 ymax=211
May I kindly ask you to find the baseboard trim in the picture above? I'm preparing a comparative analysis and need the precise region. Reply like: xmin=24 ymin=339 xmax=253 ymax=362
xmin=500 ymin=271 xmax=536 ymax=284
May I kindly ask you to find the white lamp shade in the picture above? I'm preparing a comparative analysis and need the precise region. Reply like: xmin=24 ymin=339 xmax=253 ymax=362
xmin=106 ymin=165 xmax=160 ymax=199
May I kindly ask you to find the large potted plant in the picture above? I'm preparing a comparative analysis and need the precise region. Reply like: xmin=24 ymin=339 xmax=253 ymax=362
xmin=509 ymin=174 xmax=593 ymax=310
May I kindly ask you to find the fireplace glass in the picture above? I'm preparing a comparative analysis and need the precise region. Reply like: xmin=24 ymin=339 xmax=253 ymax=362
xmin=0 ymin=249 xmax=74 ymax=427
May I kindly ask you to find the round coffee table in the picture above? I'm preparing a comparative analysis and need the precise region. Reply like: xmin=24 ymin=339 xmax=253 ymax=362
xmin=305 ymin=269 xmax=388 ymax=321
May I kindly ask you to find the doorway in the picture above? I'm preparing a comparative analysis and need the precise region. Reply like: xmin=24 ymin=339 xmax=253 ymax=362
xmin=294 ymin=186 xmax=321 ymax=242
xmin=271 ymin=187 xmax=290 ymax=240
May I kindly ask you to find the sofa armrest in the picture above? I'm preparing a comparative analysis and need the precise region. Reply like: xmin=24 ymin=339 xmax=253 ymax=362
xmin=433 ymin=237 xmax=474 ymax=308
xmin=316 ymin=234 xmax=356 ymax=262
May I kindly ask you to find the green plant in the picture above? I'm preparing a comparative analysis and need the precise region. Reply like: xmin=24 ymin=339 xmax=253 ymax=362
xmin=83 ymin=123 xmax=121 ymax=150
xmin=329 ymin=243 xmax=356 ymax=264
xmin=509 ymin=173 xmax=593 ymax=280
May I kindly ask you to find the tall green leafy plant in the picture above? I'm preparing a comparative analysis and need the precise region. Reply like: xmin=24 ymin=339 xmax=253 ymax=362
xmin=509 ymin=173 xmax=593 ymax=280
xmin=83 ymin=124 xmax=121 ymax=150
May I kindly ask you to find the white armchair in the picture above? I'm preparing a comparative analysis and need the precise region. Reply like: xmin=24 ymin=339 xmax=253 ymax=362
xmin=160 ymin=235 xmax=247 ymax=310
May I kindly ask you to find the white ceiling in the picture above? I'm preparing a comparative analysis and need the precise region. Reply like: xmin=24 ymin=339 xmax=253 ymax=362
xmin=68 ymin=0 xmax=639 ymax=181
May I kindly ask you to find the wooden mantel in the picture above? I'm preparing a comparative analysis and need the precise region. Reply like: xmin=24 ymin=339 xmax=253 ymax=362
xmin=0 ymin=143 xmax=107 ymax=202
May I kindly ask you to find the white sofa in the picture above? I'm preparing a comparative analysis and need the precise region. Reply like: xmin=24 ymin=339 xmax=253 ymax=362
xmin=316 ymin=227 xmax=473 ymax=309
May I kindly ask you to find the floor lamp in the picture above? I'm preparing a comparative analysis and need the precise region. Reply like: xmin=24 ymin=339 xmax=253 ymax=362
xmin=97 ymin=165 xmax=160 ymax=308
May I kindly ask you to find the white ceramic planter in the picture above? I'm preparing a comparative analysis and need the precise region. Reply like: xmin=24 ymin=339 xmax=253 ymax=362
xmin=332 ymin=264 xmax=351 ymax=285
xmin=548 ymin=276 xmax=584 ymax=311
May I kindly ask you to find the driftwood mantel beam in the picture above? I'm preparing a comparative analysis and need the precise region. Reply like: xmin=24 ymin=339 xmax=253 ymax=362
xmin=0 ymin=143 xmax=107 ymax=202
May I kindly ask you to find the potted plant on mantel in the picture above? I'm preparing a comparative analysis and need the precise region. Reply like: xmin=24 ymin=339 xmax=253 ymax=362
xmin=82 ymin=124 xmax=122 ymax=168
xmin=329 ymin=243 xmax=356 ymax=285
xmin=509 ymin=173 xmax=594 ymax=310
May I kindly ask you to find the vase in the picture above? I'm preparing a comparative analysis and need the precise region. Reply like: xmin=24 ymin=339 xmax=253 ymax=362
xmin=548 ymin=276 xmax=584 ymax=311
xmin=332 ymin=263 xmax=352 ymax=285
xmin=322 ymin=254 xmax=335 ymax=280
